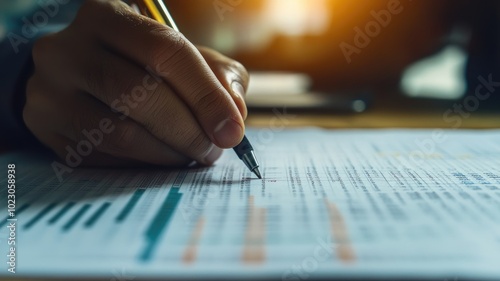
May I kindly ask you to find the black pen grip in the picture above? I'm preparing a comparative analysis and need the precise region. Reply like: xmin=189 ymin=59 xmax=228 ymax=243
xmin=232 ymin=136 xmax=253 ymax=159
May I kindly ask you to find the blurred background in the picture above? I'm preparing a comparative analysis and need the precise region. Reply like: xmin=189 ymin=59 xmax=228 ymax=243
xmin=1 ymin=0 xmax=498 ymax=112
xmin=164 ymin=0 xmax=477 ymax=99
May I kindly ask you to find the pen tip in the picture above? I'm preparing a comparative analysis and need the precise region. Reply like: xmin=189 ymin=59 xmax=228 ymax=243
xmin=253 ymin=168 xmax=262 ymax=179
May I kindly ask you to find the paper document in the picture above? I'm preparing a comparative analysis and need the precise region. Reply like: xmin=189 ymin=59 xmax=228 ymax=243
xmin=1 ymin=129 xmax=500 ymax=280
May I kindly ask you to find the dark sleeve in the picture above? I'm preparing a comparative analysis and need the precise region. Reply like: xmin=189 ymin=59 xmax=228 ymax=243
xmin=0 ymin=33 xmax=39 ymax=147
xmin=0 ymin=1 xmax=82 ymax=147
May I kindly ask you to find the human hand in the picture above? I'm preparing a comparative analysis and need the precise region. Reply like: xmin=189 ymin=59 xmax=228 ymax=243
xmin=23 ymin=0 xmax=248 ymax=167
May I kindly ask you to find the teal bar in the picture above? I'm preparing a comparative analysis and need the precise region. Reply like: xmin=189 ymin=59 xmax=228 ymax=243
xmin=0 ymin=203 xmax=30 ymax=227
xmin=62 ymin=204 xmax=91 ymax=232
xmin=140 ymin=171 xmax=187 ymax=261
xmin=48 ymin=202 xmax=75 ymax=225
xmin=24 ymin=202 xmax=57 ymax=230
xmin=115 ymin=189 xmax=146 ymax=223
xmin=84 ymin=202 xmax=111 ymax=228
xmin=17 ymin=203 xmax=30 ymax=214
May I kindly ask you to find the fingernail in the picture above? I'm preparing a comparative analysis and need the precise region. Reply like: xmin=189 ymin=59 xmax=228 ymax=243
xmin=204 ymin=146 xmax=223 ymax=165
xmin=231 ymin=81 xmax=248 ymax=120
xmin=213 ymin=118 xmax=243 ymax=148
xmin=231 ymin=81 xmax=244 ymax=99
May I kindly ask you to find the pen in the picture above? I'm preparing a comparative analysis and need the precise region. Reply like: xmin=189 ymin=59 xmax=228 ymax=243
xmin=129 ymin=0 xmax=262 ymax=179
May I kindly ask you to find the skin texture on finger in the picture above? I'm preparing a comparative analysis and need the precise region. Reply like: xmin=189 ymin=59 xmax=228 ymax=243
xmin=69 ymin=46 xmax=218 ymax=164
xmin=62 ymin=92 xmax=206 ymax=167
xmin=74 ymin=0 xmax=245 ymax=148
xmin=24 ymin=72 xmax=210 ymax=167
xmin=22 ymin=88 xmax=130 ymax=168
xmin=197 ymin=46 xmax=249 ymax=120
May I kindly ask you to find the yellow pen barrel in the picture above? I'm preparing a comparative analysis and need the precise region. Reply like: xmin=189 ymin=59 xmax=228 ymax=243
xmin=127 ymin=0 xmax=165 ymax=24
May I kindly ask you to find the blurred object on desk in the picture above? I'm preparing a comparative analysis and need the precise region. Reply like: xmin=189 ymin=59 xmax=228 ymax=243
xmin=247 ymin=72 xmax=312 ymax=96
xmin=246 ymin=72 xmax=369 ymax=113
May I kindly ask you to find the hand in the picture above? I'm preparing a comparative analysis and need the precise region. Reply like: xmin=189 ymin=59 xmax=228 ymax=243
xmin=23 ymin=0 xmax=249 ymax=167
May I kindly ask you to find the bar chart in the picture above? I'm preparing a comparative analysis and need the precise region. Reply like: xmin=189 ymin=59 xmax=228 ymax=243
xmin=1 ymin=129 xmax=500 ymax=280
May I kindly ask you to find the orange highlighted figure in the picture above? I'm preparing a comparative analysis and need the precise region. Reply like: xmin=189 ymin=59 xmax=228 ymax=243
xmin=325 ymin=199 xmax=356 ymax=263
xmin=242 ymin=196 xmax=267 ymax=264
xmin=182 ymin=217 xmax=205 ymax=264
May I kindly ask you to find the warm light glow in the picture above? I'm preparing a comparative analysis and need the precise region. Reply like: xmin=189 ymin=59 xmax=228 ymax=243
xmin=212 ymin=0 xmax=334 ymax=54
xmin=261 ymin=0 xmax=330 ymax=36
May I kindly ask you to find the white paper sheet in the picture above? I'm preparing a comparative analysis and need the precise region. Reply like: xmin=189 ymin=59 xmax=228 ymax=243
xmin=1 ymin=129 xmax=500 ymax=280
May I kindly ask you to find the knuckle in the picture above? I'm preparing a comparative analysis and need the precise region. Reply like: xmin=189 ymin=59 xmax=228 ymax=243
xmin=82 ymin=54 xmax=115 ymax=103
xmin=149 ymin=28 xmax=189 ymax=69
xmin=143 ymin=94 xmax=167 ymax=124
xmin=142 ymin=108 xmax=168 ymax=138
xmin=200 ymin=48 xmax=248 ymax=85
xmin=184 ymin=130 xmax=212 ymax=157
xmin=97 ymin=61 xmax=115 ymax=102
xmin=102 ymin=122 xmax=138 ymax=154
xmin=139 ymin=96 xmax=207 ymax=157
xmin=82 ymin=64 xmax=103 ymax=101
xmin=86 ymin=55 xmax=140 ymax=106
xmin=192 ymin=85 xmax=227 ymax=117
